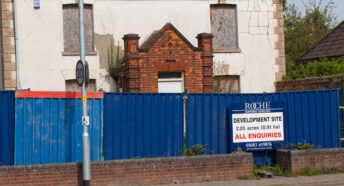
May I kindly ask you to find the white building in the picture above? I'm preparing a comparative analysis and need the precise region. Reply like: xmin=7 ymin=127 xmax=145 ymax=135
xmin=0 ymin=0 xmax=285 ymax=93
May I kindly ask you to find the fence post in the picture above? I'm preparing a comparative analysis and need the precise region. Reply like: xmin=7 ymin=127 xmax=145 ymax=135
xmin=183 ymin=89 xmax=188 ymax=136
xmin=340 ymin=87 xmax=343 ymax=146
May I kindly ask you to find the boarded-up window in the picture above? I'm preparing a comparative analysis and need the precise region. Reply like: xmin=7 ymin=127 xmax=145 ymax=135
xmin=63 ymin=4 xmax=94 ymax=52
xmin=213 ymin=75 xmax=240 ymax=93
xmin=66 ymin=79 xmax=96 ymax=92
xmin=210 ymin=4 xmax=238 ymax=51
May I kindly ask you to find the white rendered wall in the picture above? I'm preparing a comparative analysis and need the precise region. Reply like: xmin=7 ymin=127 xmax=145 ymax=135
xmin=15 ymin=0 xmax=281 ymax=93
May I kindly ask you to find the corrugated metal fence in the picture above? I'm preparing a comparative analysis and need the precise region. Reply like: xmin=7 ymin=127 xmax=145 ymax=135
xmin=1 ymin=89 xmax=342 ymax=165
xmin=103 ymin=93 xmax=184 ymax=160
xmin=186 ymin=90 xmax=341 ymax=164
xmin=14 ymin=91 xmax=103 ymax=165
xmin=0 ymin=91 xmax=15 ymax=165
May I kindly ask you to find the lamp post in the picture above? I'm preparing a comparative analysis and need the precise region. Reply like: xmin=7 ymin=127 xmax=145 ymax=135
xmin=78 ymin=0 xmax=91 ymax=185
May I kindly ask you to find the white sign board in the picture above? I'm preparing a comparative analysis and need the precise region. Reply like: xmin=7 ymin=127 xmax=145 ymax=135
xmin=232 ymin=112 xmax=284 ymax=143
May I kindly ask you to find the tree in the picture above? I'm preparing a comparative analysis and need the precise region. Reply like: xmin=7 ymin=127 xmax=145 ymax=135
xmin=280 ymin=0 xmax=287 ymax=10
xmin=284 ymin=0 xmax=337 ymax=65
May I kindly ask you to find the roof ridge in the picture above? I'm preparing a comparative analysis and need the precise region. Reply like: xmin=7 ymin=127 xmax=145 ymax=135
xmin=139 ymin=22 xmax=198 ymax=51
xmin=296 ymin=21 xmax=344 ymax=63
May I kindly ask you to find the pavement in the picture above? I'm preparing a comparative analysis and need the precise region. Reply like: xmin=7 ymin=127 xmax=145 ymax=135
xmin=161 ymin=173 xmax=344 ymax=186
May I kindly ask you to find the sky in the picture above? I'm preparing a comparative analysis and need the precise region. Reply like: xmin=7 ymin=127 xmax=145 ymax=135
xmin=288 ymin=0 xmax=344 ymax=23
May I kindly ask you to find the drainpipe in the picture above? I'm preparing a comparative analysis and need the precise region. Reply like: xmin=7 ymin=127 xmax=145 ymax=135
xmin=13 ymin=0 xmax=20 ymax=89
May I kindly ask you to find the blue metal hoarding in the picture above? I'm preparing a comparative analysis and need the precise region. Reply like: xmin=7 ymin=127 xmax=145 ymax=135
xmin=103 ymin=93 xmax=184 ymax=160
xmin=14 ymin=91 xmax=103 ymax=165
xmin=186 ymin=90 xmax=341 ymax=165
xmin=0 ymin=91 xmax=15 ymax=165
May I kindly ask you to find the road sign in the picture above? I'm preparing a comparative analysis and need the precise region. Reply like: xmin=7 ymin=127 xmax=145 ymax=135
xmin=76 ymin=60 xmax=84 ymax=86
xmin=82 ymin=116 xmax=89 ymax=126
xmin=84 ymin=61 xmax=89 ymax=88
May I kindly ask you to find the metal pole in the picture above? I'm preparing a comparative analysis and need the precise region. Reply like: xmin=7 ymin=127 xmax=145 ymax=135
xmin=78 ymin=1 xmax=91 ymax=185
xmin=183 ymin=89 xmax=188 ymax=136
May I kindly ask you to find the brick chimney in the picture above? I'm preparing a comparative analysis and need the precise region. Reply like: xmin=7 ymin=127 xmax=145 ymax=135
xmin=123 ymin=34 xmax=140 ymax=92
xmin=197 ymin=33 xmax=214 ymax=93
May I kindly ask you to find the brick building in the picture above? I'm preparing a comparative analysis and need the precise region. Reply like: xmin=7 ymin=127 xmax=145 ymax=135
xmin=119 ymin=23 xmax=213 ymax=93
xmin=0 ymin=0 xmax=285 ymax=93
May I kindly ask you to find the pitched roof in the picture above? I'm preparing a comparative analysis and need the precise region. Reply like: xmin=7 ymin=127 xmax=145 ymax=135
xmin=296 ymin=21 xmax=344 ymax=62
xmin=140 ymin=22 xmax=200 ymax=51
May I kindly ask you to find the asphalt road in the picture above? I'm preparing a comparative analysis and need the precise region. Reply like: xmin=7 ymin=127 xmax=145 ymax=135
xmin=161 ymin=173 xmax=344 ymax=186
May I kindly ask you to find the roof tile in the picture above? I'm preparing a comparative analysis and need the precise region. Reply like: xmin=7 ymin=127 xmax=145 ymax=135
xmin=297 ymin=21 xmax=344 ymax=62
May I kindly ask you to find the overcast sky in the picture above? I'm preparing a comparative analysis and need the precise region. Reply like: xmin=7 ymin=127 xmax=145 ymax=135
xmin=288 ymin=0 xmax=344 ymax=23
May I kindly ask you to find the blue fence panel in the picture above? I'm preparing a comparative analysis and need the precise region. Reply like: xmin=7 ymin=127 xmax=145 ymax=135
xmin=104 ymin=93 xmax=184 ymax=160
xmin=186 ymin=94 xmax=228 ymax=154
xmin=0 ymin=91 xmax=15 ymax=165
xmin=14 ymin=92 xmax=103 ymax=165
xmin=186 ymin=90 xmax=341 ymax=165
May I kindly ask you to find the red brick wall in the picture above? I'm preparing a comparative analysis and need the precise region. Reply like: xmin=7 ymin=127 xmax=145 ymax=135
xmin=123 ymin=34 xmax=141 ymax=92
xmin=276 ymin=76 xmax=344 ymax=92
xmin=276 ymin=148 xmax=344 ymax=172
xmin=140 ymin=29 xmax=204 ymax=93
xmin=0 ymin=154 xmax=253 ymax=186
xmin=197 ymin=33 xmax=214 ymax=93
xmin=122 ymin=24 xmax=213 ymax=93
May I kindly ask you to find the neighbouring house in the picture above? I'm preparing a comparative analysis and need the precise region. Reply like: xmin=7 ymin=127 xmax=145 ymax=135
xmin=276 ymin=21 xmax=344 ymax=92
xmin=296 ymin=21 xmax=344 ymax=63
xmin=0 ymin=0 xmax=285 ymax=93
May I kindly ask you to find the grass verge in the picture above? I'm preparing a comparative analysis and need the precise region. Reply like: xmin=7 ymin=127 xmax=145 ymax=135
xmin=254 ymin=165 xmax=344 ymax=178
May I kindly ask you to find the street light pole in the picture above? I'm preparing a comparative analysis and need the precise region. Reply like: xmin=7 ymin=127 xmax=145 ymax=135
xmin=78 ymin=0 xmax=91 ymax=185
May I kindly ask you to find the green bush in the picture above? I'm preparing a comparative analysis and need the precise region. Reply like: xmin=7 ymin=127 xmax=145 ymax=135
xmin=183 ymin=144 xmax=206 ymax=156
xmin=284 ymin=57 xmax=344 ymax=80
xmin=288 ymin=140 xmax=320 ymax=150
xmin=231 ymin=147 xmax=244 ymax=154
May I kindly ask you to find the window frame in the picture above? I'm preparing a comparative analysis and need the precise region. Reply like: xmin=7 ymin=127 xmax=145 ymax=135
xmin=158 ymin=72 xmax=185 ymax=93
xmin=65 ymin=79 xmax=97 ymax=91
xmin=62 ymin=3 xmax=96 ymax=56
xmin=210 ymin=4 xmax=240 ymax=53
xmin=213 ymin=75 xmax=240 ymax=93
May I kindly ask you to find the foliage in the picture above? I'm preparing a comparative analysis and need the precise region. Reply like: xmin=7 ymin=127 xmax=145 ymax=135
xmin=280 ymin=0 xmax=287 ymax=10
xmin=284 ymin=0 xmax=337 ymax=63
xmin=237 ymin=175 xmax=251 ymax=180
xmin=288 ymin=140 xmax=320 ymax=150
xmin=108 ymin=40 xmax=122 ymax=81
xmin=231 ymin=147 xmax=244 ymax=154
xmin=284 ymin=57 xmax=344 ymax=80
xmin=300 ymin=167 xmax=325 ymax=176
xmin=255 ymin=165 xmax=344 ymax=177
xmin=183 ymin=144 xmax=206 ymax=156
xmin=254 ymin=165 xmax=284 ymax=176
xmin=288 ymin=167 xmax=344 ymax=177
xmin=253 ymin=166 xmax=260 ymax=176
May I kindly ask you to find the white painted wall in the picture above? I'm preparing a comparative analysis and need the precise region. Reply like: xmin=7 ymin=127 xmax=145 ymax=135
xmin=15 ymin=0 xmax=281 ymax=93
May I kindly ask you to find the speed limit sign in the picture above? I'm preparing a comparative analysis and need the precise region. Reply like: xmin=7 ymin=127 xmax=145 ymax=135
xmin=76 ymin=60 xmax=84 ymax=86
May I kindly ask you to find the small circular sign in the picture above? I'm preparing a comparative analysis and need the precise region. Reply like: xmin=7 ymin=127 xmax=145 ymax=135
xmin=76 ymin=60 xmax=84 ymax=86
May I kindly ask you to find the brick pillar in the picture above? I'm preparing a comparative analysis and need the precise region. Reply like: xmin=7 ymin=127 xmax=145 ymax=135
xmin=0 ymin=0 xmax=16 ymax=90
xmin=123 ymin=34 xmax=140 ymax=92
xmin=273 ymin=0 xmax=286 ymax=83
xmin=197 ymin=33 xmax=214 ymax=93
